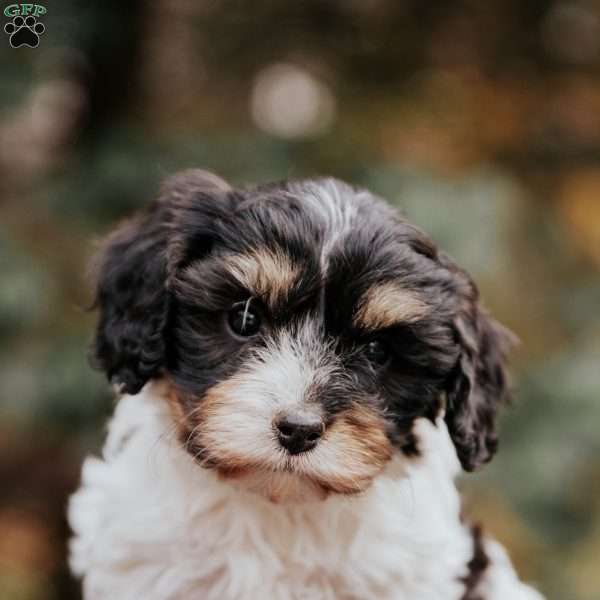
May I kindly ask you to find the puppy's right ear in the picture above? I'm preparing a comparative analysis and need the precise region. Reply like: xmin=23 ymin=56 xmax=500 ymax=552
xmin=91 ymin=170 xmax=231 ymax=395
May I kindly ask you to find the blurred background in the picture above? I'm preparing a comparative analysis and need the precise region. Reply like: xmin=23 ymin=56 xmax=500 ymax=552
xmin=1 ymin=1 xmax=599 ymax=599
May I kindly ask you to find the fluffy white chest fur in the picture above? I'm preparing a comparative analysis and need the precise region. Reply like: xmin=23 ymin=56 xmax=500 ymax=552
xmin=68 ymin=383 xmax=543 ymax=600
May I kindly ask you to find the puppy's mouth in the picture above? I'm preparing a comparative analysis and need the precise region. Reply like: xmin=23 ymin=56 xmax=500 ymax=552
xmin=193 ymin=447 xmax=334 ymax=502
xmin=180 ymin=414 xmax=392 ymax=500
xmin=184 ymin=435 xmax=372 ymax=500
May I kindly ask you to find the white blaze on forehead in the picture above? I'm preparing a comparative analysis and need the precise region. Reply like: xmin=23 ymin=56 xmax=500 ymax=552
xmin=243 ymin=322 xmax=334 ymax=412
xmin=354 ymin=281 xmax=429 ymax=331
xmin=291 ymin=179 xmax=360 ymax=271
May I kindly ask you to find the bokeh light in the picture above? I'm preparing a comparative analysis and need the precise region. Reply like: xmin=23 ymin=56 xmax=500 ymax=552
xmin=251 ymin=63 xmax=336 ymax=139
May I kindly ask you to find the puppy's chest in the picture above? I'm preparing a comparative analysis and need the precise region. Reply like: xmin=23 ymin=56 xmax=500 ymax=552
xmin=73 ymin=471 xmax=469 ymax=600
xmin=147 ymin=490 xmax=468 ymax=600
xmin=179 ymin=500 xmax=379 ymax=598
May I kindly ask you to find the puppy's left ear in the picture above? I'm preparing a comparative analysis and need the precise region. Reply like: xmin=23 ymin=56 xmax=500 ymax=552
xmin=444 ymin=271 xmax=517 ymax=472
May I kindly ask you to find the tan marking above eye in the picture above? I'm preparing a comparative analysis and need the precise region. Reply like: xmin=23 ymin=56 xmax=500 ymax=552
xmin=224 ymin=249 xmax=299 ymax=307
xmin=354 ymin=281 xmax=429 ymax=331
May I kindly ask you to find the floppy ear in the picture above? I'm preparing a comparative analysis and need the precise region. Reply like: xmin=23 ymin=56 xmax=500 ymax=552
xmin=91 ymin=169 xmax=231 ymax=395
xmin=444 ymin=272 xmax=517 ymax=472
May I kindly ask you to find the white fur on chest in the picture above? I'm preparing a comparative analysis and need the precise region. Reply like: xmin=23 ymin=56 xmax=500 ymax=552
xmin=68 ymin=384 xmax=543 ymax=600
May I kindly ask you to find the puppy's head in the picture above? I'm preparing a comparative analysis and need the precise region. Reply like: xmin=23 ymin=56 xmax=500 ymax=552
xmin=92 ymin=170 xmax=515 ymax=500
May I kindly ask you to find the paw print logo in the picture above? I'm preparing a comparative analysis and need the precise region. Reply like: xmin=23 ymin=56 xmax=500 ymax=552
xmin=4 ymin=15 xmax=45 ymax=48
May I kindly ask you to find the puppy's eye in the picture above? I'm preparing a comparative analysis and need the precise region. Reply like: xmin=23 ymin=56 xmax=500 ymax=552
xmin=364 ymin=340 xmax=390 ymax=366
xmin=227 ymin=303 xmax=262 ymax=337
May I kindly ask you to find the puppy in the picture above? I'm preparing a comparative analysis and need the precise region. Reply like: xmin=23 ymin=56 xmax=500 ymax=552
xmin=69 ymin=171 xmax=544 ymax=600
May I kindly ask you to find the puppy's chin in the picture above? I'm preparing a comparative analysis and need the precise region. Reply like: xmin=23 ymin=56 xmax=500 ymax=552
xmin=218 ymin=468 xmax=331 ymax=503
xmin=189 ymin=449 xmax=387 ymax=504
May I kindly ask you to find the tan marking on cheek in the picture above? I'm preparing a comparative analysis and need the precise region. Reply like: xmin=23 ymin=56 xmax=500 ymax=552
xmin=165 ymin=379 xmax=242 ymax=467
xmin=194 ymin=379 xmax=240 ymax=437
xmin=310 ymin=404 xmax=393 ymax=495
xmin=165 ymin=382 xmax=195 ymax=444
xmin=354 ymin=281 xmax=429 ymax=331
xmin=186 ymin=378 xmax=270 ymax=472
xmin=225 ymin=249 xmax=299 ymax=306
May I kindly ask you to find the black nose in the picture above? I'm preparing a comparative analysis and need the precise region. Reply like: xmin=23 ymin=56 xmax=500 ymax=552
xmin=275 ymin=415 xmax=324 ymax=454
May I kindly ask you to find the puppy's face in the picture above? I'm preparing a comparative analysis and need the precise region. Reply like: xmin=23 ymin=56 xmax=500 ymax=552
xmin=93 ymin=172 xmax=514 ymax=500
